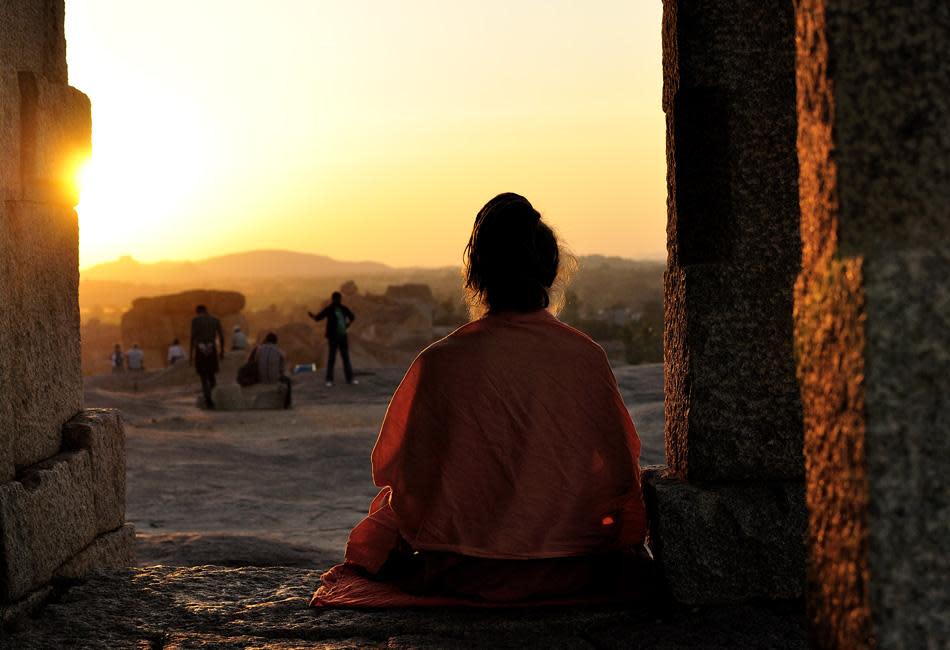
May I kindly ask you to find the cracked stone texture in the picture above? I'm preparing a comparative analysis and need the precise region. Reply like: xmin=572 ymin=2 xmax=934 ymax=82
xmin=662 ymin=0 xmax=803 ymax=483
xmin=644 ymin=475 xmax=806 ymax=604
xmin=795 ymin=2 xmax=950 ymax=647
xmin=0 ymin=0 xmax=67 ymax=85
xmin=0 ymin=450 xmax=96 ymax=602
xmin=62 ymin=409 xmax=127 ymax=534
xmin=55 ymin=524 xmax=135 ymax=580
xmin=3 ymin=566 xmax=807 ymax=649
xmin=0 ymin=68 xmax=19 ymax=201
xmin=0 ymin=201 xmax=81 ymax=481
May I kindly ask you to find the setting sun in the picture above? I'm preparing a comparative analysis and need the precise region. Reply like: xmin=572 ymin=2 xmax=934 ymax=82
xmin=65 ymin=0 xmax=665 ymax=270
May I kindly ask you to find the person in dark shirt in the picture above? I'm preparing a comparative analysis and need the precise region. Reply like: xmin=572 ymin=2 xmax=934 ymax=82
xmin=309 ymin=292 xmax=357 ymax=386
xmin=190 ymin=304 xmax=225 ymax=408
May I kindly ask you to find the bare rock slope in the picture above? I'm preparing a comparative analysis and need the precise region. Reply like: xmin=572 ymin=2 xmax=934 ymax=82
xmin=6 ymin=566 xmax=806 ymax=649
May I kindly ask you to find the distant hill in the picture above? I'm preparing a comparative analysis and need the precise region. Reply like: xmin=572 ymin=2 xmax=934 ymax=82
xmin=81 ymin=250 xmax=392 ymax=284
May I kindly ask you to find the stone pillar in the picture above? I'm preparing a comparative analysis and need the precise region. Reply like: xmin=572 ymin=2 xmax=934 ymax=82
xmin=795 ymin=3 xmax=950 ymax=648
xmin=0 ymin=0 xmax=133 ymax=624
xmin=647 ymin=0 xmax=806 ymax=603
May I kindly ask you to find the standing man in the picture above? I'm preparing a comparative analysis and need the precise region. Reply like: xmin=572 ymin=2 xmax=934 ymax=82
xmin=127 ymin=343 xmax=145 ymax=371
xmin=190 ymin=304 xmax=225 ymax=408
xmin=309 ymin=291 xmax=357 ymax=386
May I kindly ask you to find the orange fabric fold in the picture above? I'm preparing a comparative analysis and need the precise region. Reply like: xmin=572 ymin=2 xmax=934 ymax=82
xmin=312 ymin=309 xmax=647 ymax=607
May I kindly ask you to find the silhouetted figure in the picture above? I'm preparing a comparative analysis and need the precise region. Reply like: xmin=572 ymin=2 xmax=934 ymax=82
xmin=309 ymin=292 xmax=357 ymax=386
xmin=232 ymin=325 xmax=248 ymax=351
xmin=110 ymin=343 xmax=124 ymax=374
xmin=253 ymin=331 xmax=292 ymax=408
xmin=190 ymin=304 xmax=225 ymax=409
xmin=126 ymin=343 xmax=145 ymax=371
xmin=167 ymin=338 xmax=186 ymax=366
xmin=312 ymin=193 xmax=647 ymax=608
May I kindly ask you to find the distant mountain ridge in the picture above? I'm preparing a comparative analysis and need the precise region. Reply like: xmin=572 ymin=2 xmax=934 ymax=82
xmin=81 ymin=250 xmax=393 ymax=284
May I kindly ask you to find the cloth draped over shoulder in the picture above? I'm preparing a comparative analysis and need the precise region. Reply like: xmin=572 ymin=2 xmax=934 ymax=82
xmin=311 ymin=309 xmax=647 ymax=607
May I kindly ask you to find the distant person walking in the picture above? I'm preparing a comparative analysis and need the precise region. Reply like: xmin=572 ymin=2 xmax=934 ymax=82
xmin=309 ymin=292 xmax=357 ymax=386
xmin=167 ymin=338 xmax=186 ymax=366
xmin=127 ymin=343 xmax=145 ymax=371
xmin=253 ymin=332 xmax=292 ymax=408
xmin=232 ymin=325 xmax=248 ymax=351
xmin=110 ymin=344 xmax=124 ymax=374
xmin=190 ymin=304 xmax=225 ymax=409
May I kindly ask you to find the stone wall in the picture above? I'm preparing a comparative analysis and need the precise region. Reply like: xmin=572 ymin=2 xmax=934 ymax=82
xmin=0 ymin=0 xmax=133 ymax=623
xmin=649 ymin=0 xmax=806 ymax=604
xmin=794 ymin=2 xmax=950 ymax=647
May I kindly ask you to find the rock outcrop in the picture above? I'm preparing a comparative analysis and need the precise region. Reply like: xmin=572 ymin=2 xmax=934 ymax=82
xmin=199 ymin=384 xmax=288 ymax=411
xmin=120 ymin=289 xmax=247 ymax=369
xmin=4 ymin=566 xmax=807 ymax=648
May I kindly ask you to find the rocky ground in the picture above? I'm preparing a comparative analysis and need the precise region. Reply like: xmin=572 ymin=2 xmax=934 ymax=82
xmin=89 ymin=357 xmax=666 ymax=569
xmin=1 ymin=360 xmax=807 ymax=647
xmin=4 ymin=566 xmax=806 ymax=648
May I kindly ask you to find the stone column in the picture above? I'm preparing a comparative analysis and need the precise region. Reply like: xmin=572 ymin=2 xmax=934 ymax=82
xmin=647 ymin=0 xmax=806 ymax=603
xmin=795 ymin=3 xmax=950 ymax=648
xmin=0 ymin=0 xmax=133 ymax=624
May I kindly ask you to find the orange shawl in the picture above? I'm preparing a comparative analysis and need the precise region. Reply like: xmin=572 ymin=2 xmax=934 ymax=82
xmin=312 ymin=310 xmax=646 ymax=607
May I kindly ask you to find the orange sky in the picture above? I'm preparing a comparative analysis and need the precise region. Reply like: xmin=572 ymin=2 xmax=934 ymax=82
xmin=65 ymin=1 xmax=665 ymax=270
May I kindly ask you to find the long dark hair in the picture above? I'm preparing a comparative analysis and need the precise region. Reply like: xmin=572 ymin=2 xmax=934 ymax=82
xmin=464 ymin=193 xmax=574 ymax=318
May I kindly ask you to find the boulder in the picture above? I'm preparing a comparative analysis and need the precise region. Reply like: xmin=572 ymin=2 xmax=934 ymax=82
xmin=643 ymin=473 xmax=806 ymax=604
xmin=0 ymin=450 xmax=96 ymax=601
xmin=198 ymin=383 xmax=288 ymax=410
xmin=3 ymin=565 xmax=807 ymax=647
xmin=120 ymin=289 xmax=247 ymax=370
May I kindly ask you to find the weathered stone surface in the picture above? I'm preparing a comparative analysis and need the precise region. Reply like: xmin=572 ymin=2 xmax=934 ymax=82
xmin=201 ymin=383 xmax=288 ymax=411
xmin=663 ymin=0 xmax=803 ymax=482
xmin=18 ymin=74 xmax=91 ymax=207
xmin=0 ymin=201 xmax=81 ymax=479
xmin=3 ymin=566 xmax=807 ymax=648
xmin=0 ymin=69 xmax=19 ymax=201
xmin=0 ymin=451 xmax=96 ymax=602
xmin=56 ymin=524 xmax=135 ymax=580
xmin=795 ymin=3 xmax=950 ymax=647
xmin=644 ymin=475 xmax=806 ymax=604
xmin=0 ymin=0 xmax=67 ymax=84
xmin=62 ymin=409 xmax=126 ymax=534
xmin=664 ymin=266 xmax=802 ymax=481
xmin=0 ymin=584 xmax=51 ymax=628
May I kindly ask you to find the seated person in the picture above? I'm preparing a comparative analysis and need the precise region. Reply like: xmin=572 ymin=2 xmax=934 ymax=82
xmin=126 ymin=343 xmax=145 ymax=371
xmin=232 ymin=325 xmax=249 ymax=351
xmin=167 ymin=338 xmax=186 ymax=366
xmin=311 ymin=193 xmax=647 ymax=608
xmin=254 ymin=332 xmax=292 ymax=409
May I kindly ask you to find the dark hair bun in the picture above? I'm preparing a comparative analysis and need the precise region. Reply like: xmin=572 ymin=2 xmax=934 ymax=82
xmin=464 ymin=193 xmax=560 ymax=313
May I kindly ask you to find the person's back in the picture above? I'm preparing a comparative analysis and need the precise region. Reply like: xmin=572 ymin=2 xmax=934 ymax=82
xmin=232 ymin=327 xmax=248 ymax=350
xmin=255 ymin=341 xmax=285 ymax=384
xmin=191 ymin=311 xmax=220 ymax=344
xmin=167 ymin=340 xmax=185 ymax=366
xmin=312 ymin=193 xmax=646 ymax=608
xmin=376 ymin=310 xmax=642 ymax=560
xmin=127 ymin=345 xmax=145 ymax=371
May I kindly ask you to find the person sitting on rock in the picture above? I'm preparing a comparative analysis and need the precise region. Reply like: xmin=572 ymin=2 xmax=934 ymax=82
xmin=311 ymin=193 xmax=648 ymax=608
xmin=126 ymin=343 xmax=145 ymax=371
xmin=253 ymin=332 xmax=292 ymax=409
xmin=231 ymin=325 xmax=248 ymax=351
xmin=167 ymin=338 xmax=186 ymax=367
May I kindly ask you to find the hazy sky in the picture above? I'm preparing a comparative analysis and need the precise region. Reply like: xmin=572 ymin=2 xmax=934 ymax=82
xmin=66 ymin=1 xmax=665 ymax=270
